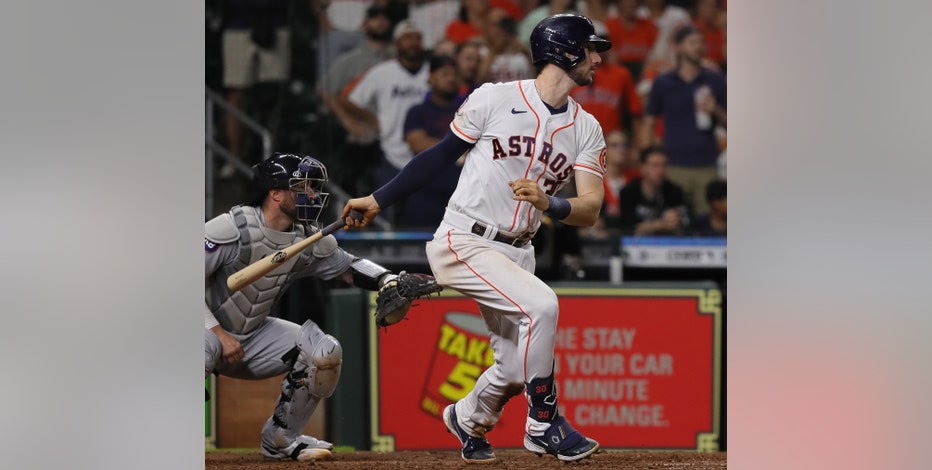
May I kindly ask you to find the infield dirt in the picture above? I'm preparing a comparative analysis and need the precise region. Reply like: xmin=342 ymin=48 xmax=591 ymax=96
xmin=206 ymin=449 xmax=727 ymax=469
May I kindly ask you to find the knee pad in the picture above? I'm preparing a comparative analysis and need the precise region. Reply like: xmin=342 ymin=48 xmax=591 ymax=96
xmin=205 ymin=330 xmax=222 ymax=377
xmin=294 ymin=321 xmax=343 ymax=398
xmin=307 ymin=334 xmax=342 ymax=398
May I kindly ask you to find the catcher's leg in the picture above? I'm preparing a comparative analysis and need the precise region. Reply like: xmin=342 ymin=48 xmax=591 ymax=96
xmin=205 ymin=329 xmax=222 ymax=378
xmin=261 ymin=320 xmax=341 ymax=462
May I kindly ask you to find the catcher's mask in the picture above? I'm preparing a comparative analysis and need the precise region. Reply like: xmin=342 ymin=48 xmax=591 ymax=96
xmin=252 ymin=153 xmax=330 ymax=226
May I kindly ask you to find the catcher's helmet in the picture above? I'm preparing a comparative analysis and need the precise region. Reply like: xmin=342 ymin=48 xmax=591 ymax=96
xmin=251 ymin=153 xmax=330 ymax=225
xmin=529 ymin=14 xmax=612 ymax=71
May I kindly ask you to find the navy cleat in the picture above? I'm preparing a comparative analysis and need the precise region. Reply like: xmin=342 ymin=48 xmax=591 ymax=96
xmin=443 ymin=404 xmax=495 ymax=464
xmin=524 ymin=416 xmax=600 ymax=462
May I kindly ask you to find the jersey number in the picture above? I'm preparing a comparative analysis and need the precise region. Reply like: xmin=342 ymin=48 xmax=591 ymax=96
xmin=541 ymin=178 xmax=560 ymax=196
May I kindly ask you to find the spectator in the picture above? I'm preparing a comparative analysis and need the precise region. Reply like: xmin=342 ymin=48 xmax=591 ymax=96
xmin=318 ymin=5 xmax=395 ymax=195
xmin=399 ymin=55 xmax=464 ymax=228
xmin=221 ymin=0 xmax=291 ymax=168
xmin=638 ymin=25 xmax=726 ymax=215
xmin=638 ymin=0 xmax=691 ymax=73
xmin=690 ymin=179 xmax=726 ymax=236
xmin=446 ymin=0 xmax=492 ymax=44
xmin=604 ymin=0 xmax=659 ymax=81
xmin=477 ymin=8 xmax=534 ymax=83
xmin=585 ymin=130 xmax=639 ymax=239
xmin=343 ymin=20 xmax=430 ymax=211
xmin=619 ymin=146 xmax=690 ymax=236
xmin=455 ymin=39 xmax=483 ymax=96
xmin=433 ymin=37 xmax=459 ymax=56
xmin=569 ymin=23 xmax=642 ymax=138
xmin=518 ymin=0 xmax=575 ymax=49
xmin=692 ymin=0 xmax=726 ymax=71
xmin=319 ymin=5 xmax=394 ymax=101
xmin=311 ymin=0 xmax=369 ymax=86
xmin=410 ymin=0 xmax=462 ymax=50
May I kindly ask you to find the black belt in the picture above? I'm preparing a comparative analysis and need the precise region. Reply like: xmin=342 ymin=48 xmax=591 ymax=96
xmin=471 ymin=222 xmax=534 ymax=248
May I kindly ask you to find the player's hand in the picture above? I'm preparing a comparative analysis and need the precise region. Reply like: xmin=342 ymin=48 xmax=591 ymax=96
xmin=510 ymin=179 xmax=548 ymax=211
xmin=342 ymin=195 xmax=381 ymax=229
xmin=212 ymin=328 xmax=244 ymax=364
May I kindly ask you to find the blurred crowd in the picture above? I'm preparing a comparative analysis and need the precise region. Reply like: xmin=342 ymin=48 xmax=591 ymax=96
xmin=206 ymin=0 xmax=727 ymax=244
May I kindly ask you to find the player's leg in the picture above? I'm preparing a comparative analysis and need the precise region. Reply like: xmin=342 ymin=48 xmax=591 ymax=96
xmin=211 ymin=318 xmax=338 ymax=461
xmin=427 ymin=233 xmax=559 ymax=380
xmin=440 ymin=303 xmax=525 ymax=463
xmin=258 ymin=319 xmax=341 ymax=462
xmin=452 ymin=304 xmax=523 ymax=429
xmin=427 ymin=233 xmax=599 ymax=461
xmin=205 ymin=329 xmax=222 ymax=378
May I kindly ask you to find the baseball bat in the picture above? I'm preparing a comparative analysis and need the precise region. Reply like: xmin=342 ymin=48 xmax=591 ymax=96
xmin=226 ymin=210 xmax=363 ymax=292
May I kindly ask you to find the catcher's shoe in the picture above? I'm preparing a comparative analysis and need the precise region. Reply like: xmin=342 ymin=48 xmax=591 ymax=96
xmin=524 ymin=416 xmax=600 ymax=462
xmin=443 ymin=403 xmax=495 ymax=464
xmin=261 ymin=435 xmax=334 ymax=462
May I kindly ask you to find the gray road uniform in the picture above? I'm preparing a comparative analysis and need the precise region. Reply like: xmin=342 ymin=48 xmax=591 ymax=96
xmin=205 ymin=204 xmax=385 ymax=459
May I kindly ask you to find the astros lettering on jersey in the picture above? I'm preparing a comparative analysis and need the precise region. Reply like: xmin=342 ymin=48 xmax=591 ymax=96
xmin=449 ymin=80 xmax=607 ymax=235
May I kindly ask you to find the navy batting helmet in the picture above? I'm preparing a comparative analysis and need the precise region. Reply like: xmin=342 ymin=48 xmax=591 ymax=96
xmin=251 ymin=153 xmax=330 ymax=225
xmin=529 ymin=14 xmax=612 ymax=71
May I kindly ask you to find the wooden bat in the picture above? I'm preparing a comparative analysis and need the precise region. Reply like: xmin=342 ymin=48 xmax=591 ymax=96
xmin=226 ymin=210 xmax=363 ymax=292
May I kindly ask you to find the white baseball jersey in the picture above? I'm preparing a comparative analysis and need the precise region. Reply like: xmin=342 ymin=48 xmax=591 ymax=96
xmin=448 ymin=80 xmax=607 ymax=236
xmin=348 ymin=59 xmax=429 ymax=169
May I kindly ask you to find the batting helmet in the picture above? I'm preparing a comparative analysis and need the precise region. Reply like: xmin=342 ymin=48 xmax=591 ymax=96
xmin=529 ymin=14 xmax=612 ymax=71
xmin=251 ymin=153 xmax=330 ymax=225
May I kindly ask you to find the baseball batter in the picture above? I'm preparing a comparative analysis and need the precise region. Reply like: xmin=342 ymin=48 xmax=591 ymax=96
xmin=205 ymin=153 xmax=436 ymax=461
xmin=342 ymin=14 xmax=611 ymax=464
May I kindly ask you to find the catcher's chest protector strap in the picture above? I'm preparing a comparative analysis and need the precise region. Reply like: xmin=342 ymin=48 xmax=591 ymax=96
xmin=350 ymin=257 xmax=392 ymax=291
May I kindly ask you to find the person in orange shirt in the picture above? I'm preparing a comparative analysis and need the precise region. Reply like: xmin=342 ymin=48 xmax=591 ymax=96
xmin=605 ymin=0 xmax=659 ymax=80
xmin=446 ymin=0 xmax=491 ymax=44
xmin=692 ymin=0 xmax=726 ymax=70
xmin=569 ymin=28 xmax=643 ymax=143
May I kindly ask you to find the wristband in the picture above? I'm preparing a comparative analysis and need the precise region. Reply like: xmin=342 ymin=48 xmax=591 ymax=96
xmin=544 ymin=195 xmax=571 ymax=220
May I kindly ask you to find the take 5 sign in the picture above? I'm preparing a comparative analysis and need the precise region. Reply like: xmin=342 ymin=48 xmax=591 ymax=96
xmin=368 ymin=284 xmax=722 ymax=451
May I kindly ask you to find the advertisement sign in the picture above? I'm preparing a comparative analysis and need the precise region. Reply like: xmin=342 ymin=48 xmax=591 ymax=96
xmin=369 ymin=286 xmax=721 ymax=451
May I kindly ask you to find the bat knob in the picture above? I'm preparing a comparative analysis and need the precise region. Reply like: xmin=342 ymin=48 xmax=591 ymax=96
xmin=349 ymin=209 xmax=364 ymax=222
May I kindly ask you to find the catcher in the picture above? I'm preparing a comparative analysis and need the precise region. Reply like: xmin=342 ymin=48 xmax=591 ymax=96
xmin=205 ymin=153 xmax=440 ymax=461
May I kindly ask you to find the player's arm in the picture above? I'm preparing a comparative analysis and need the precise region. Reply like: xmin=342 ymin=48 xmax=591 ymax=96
xmin=204 ymin=230 xmax=244 ymax=364
xmin=342 ymin=130 xmax=473 ymax=226
xmin=511 ymin=172 xmax=604 ymax=227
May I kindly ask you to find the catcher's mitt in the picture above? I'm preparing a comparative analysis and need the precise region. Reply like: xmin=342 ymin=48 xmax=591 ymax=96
xmin=375 ymin=271 xmax=442 ymax=327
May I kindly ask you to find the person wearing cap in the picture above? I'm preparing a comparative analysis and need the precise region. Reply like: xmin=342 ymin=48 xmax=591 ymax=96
xmin=341 ymin=20 xmax=430 ymax=218
xmin=398 ymin=54 xmax=464 ymax=228
xmin=638 ymin=24 xmax=726 ymax=215
xmin=319 ymin=5 xmax=396 ymax=195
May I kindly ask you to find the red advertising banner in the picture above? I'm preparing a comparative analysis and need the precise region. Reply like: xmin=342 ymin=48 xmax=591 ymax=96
xmin=368 ymin=286 xmax=721 ymax=451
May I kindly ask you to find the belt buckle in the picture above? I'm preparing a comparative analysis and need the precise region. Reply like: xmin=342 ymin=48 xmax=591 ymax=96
xmin=512 ymin=232 xmax=533 ymax=247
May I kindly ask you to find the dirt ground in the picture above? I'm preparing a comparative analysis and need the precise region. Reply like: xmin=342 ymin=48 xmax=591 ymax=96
xmin=206 ymin=449 xmax=727 ymax=469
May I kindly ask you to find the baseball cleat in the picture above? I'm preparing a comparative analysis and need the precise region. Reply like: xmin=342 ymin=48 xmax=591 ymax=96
xmin=443 ymin=403 xmax=496 ymax=464
xmin=261 ymin=435 xmax=334 ymax=462
xmin=523 ymin=416 xmax=600 ymax=462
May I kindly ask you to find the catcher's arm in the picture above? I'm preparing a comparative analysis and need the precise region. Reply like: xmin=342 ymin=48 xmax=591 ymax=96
xmin=342 ymin=258 xmax=442 ymax=327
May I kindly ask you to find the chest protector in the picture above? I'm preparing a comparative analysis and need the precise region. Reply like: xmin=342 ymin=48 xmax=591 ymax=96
xmin=206 ymin=206 xmax=317 ymax=334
